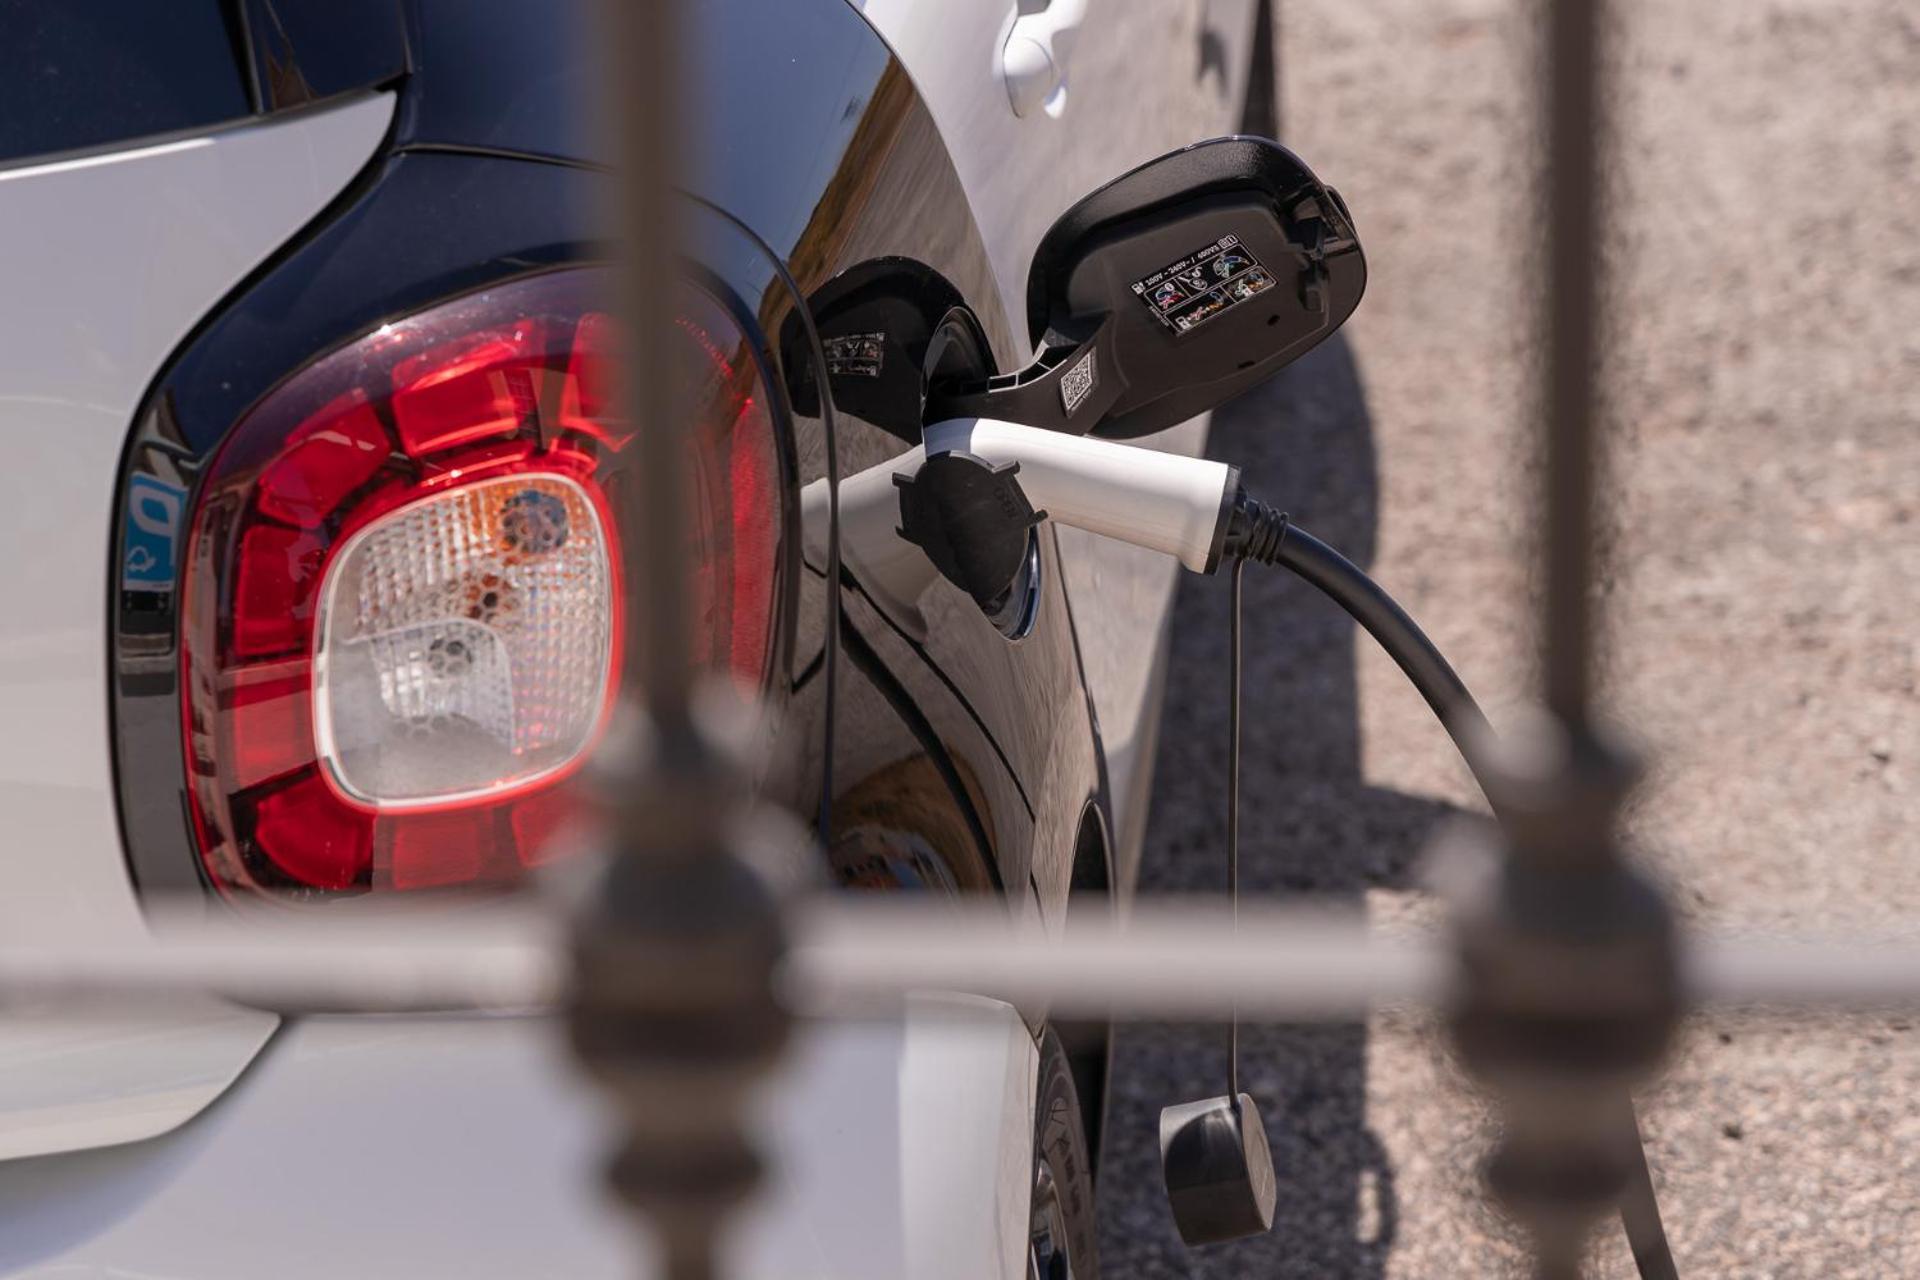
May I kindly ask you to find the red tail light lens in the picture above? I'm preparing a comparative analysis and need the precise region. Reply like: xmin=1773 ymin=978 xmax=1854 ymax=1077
xmin=181 ymin=270 xmax=785 ymax=899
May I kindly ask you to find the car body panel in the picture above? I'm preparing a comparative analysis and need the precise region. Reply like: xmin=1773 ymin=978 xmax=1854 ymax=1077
xmin=0 ymin=0 xmax=409 ymax=169
xmin=385 ymin=0 xmax=1178 ymax=904
xmin=0 ymin=2 xmax=252 ymax=166
xmin=849 ymin=0 xmax=1260 ymax=889
xmin=0 ymin=1001 xmax=1036 ymax=1280
xmin=687 ymin=15 xmax=1100 ymax=907
xmin=851 ymin=0 xmax=1261 ymax=345
xmin=0 ymin=92 xmax=394 ymax=1159
xmin=234 ymin=0 xmax=409 ymax=114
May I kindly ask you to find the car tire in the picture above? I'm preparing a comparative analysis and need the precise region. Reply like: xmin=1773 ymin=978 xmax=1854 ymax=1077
xmin=1029 ymin=1027 xmax=1102 ymax=1280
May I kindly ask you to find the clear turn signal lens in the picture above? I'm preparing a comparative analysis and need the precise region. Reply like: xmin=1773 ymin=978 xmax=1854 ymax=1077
xmin=313 ymin=473 xmax=613 ymax=808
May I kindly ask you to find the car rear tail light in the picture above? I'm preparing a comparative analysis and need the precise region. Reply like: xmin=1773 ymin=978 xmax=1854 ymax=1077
xmin=180 ymin=270 xmax=786 ymax=899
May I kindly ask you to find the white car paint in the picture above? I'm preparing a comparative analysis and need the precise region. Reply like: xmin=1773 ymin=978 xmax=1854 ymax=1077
xmin=1000 ymin=0 xmax=1090 ymax=118
xmin=0 ymin=998 xmax=1036 ymax=1280
xmin=0 ymin=93 xmax=396 ymax=1158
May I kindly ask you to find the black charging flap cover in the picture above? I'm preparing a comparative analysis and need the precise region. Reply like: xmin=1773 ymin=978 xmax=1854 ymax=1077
xmin=1025 ymin=136 xmax=1366 ymax=439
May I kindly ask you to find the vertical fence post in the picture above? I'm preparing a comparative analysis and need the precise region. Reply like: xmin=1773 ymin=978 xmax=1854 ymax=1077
xmin=1446 ymin=2 xmax=1681 ymax=1277
xmin=1540 ymin=0 xmax=1603 ymax=731
xmin=567 ymin=3 xmax=792 ymax=1277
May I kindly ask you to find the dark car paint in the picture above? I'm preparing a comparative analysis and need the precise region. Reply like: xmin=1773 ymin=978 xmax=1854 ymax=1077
xmin=0 ymin=0 xmax=251 ymax=165
xmin=664 ymin=3 xmax=1106 ymax=905
xmin=0 ymin=0 xmax=408 ymax=168
xmin=109 ymin=0 xmax=1108 ymax=912
xmin=236 ymin=0 xmax=408 ymax=114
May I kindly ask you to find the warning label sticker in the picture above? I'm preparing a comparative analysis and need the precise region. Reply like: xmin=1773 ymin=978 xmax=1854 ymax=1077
xmin=1129 ymin=234 xmax=1276 ymax=334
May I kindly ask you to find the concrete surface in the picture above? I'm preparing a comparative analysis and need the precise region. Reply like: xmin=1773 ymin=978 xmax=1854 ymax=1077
xmin=1098 ymin=1 xmax=1920 ymax=1275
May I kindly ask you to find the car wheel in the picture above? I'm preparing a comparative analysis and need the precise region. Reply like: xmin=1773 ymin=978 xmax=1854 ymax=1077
xmin=1029 ymin=1028 xmax=1101 ymax=1280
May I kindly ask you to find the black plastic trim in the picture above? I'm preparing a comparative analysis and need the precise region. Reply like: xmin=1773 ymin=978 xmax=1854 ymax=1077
xmin=391 ymin=140 xmax=608 ymax=173
xmin=1203 ymin=465 xmax=1243 ymax=575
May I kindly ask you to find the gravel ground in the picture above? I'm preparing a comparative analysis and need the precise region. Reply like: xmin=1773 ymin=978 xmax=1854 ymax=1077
xmin=1098 ymin=2 xmax=1920 ymax=1275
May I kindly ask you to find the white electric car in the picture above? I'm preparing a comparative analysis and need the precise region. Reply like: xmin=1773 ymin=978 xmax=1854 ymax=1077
xmin=0 ymin=1 xmax=1268 ymax=1275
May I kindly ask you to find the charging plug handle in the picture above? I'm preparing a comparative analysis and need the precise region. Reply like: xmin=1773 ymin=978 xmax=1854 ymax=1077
xmin=921 ymin=418 xmax=1240 ymax=574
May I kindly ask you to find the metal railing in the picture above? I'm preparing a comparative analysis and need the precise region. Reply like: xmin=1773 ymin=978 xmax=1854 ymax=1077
xmin=4 ymin=2 xmax=1914 ymax=1278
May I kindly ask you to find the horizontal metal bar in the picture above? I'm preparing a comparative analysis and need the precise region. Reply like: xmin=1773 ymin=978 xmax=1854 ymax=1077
xmin=1686 ymin=936 xmax=1920 ymax=1010
xmin=784 ymin=903 xmax=1920 ymax=1019
xmin=781 ymin=900 xmax=1447 ymax=1020
xmin=0 ymin=908 xmax=567 ymax=1013
xmin=5 ymin=899 xmax=1919 ymax=1019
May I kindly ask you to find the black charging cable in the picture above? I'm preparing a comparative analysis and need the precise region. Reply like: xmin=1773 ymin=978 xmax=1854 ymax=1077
xmin=1224 ymin=493 xmax=1492 ymax=789
xmin=1219 ymin=487 xmax=1679 ymax=1280
xmin=1226 ymin=557 xmax=1245 ymax=1107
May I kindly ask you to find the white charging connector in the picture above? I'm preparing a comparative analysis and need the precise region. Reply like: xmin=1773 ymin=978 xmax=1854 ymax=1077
xmin=802 ymin=408 xmax=1492 ymax=848
xmin=801 ymin=417 xmax=1237 ymax=637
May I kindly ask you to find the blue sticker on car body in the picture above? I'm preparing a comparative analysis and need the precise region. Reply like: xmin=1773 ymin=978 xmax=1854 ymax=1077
xmin=124 ymin=473 xmax=187 ymax=592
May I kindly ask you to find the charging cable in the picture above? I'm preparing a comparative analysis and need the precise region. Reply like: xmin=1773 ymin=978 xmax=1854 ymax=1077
xmin=1219 ymin=493 xmax=1677 ymax=1280
xmin=807 ymin=415 xmax=1676 ymax=1274
xmin=807 ymin=413 xmax=1490 ymax=781
xmin=1220 ymin=491 xmax=1493 ymax=795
